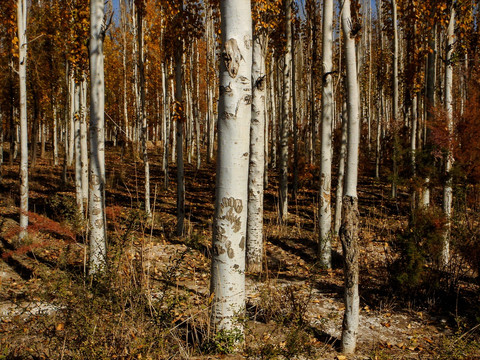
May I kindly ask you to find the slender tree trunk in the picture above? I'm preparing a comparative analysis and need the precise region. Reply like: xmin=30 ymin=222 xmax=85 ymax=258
xmin=68 ymin=72 xmax=75 ymax=167
xmin=335 ymin=98 xmax=347 ymax=234
xmin=391 ymin=0 xmax=399 ymax=199
xmin=375 ymin=93 xmax=382 ymax=179
xmin=279 ymin=0 xmax=292 ymax=223
xmin=74 ymin=79 xmax=84 ymax=215
xmin=162 ymin=61 xmax=169 ymax=188
xmin=423 ymin=27 xmax=437 ymax=208
xmin=309 ymin=3 xmax=318 ymax=165
xmin=80 ymin=75 xmax=89 ymax=212
xmin=121 ymin=0 xmax=130 ymax=143
xmin=442 ymin=6 xmax=455 ymax=267
xmin=137 ymin=8 xmax=151 ymax=218
xmin=40 ymin=119 xmax=45 ymax=159
xmin=195 ymin=39 xmax=201 ymax=170
xmin=18 ymin=0 xmax=28 ymax=240
xmin=340 ymin=0 xmax=360 ymax=353
xmin=175 ymin=15 xmax=185 ymax=236
xmin=270 ymin=59 xmax=277 ymax=169
xmin=53 ymin=100 xmax=59 ymax=166
xmin=411 ymin=94 xmax=418 ymax=209
xmin=171 ymin=64 xmax=176 ymax=163
xmin=319 ymin=0 xmax=334 ymax=268
xmin=247 ymin=34 xmax=266 ymax=273
xmin=206 ymin=5 xmax=215 ymax=163
xmin=210 ymin=0 xmax=252 ymax=334
xmin=292 ymin=25 xmax=299 ymax=199
xmin=264 ymin=67 xmax=270 ymax=188
xmin=89 ymin=0 xmax=107 ymax=274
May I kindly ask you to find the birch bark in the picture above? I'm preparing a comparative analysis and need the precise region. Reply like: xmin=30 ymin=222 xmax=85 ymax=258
xmin=210 ymin=0 xmax=252 ymax=333
xmin=319 ymin=0 xmax=334 ymax=268
xmin=74 ymin=80 xmax=83 ymax=215
xmin=279 ymin=0 xmax=292 ymax=222
xmin=392 ymin=0 xmax=399 ymax=199
xmin=340 ymin=0 xmax=361 ymax=353
xmin=137 ymin=8 xmax=151 ymax=218
xmin=18 ymin=0 xmax=28 ymax=240
xmin=80 ymin=75 xmax=89 ymax=212
xmin=89 ymin=0 xmax=107 ymax=273
xmin=442 ymin=6 xmax=455 ymax=267
xmin=247 ymin=34 xmax=266 ymax=273
xmin=175 ymin=2 xmax=185 ymax=236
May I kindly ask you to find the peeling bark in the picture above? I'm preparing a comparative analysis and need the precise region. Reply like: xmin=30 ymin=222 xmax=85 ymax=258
xmin=211 ymin=0 xmax=252 ymax=335
xmin=340 ymin=195 xmax=359 ymax=354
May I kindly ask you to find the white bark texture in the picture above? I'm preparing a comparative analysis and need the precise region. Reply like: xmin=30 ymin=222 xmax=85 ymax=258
xmin=175 ymin=44 xmax=185 ymax=236
xmin=341 ymin=0 xmax=360 ymax=354
xmin=247 ymin=34 xmax=266 ymax=273
xmin=74 ymin=80 xmax=83 ymax=215
xmin=89 ymin=0 xmax=107 ymax=274
xmin=161 ymin=61 xmax=169 ymax=188
xmin=442 ymin=6 xmax=455 ymax=267
xmin=210 ymin=0 xmax=252 ymax=333
xmin=68 ymin=72 xmax=75 ymax=167
xmin=392 ymin=0 xmax=399 ymax=199
xmin=319 ymin=0 xmax=334 ymax=268
xmin=53 ymin=102 xmax=59 ymax=166
xmin=334 ymin=99 xmax=347 ymax=234
xmin=80 ymin=77 xmax=89 ymax=211
xmin=18 ymin=0 xmax=28 ymax=240
xmin=138 ymin=12 xmax=151 ymax=218
xmin=279 ymin=0 xmax=292 ymax=222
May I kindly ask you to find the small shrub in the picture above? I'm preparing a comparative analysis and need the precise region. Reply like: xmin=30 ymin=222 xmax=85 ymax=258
xmin=389 ymin=207 xmax=446 ymax=293
xmin=201 ymin=328 xmax=244 ymax=355
xmin=46 ymin=193 xmax=84 ymax=231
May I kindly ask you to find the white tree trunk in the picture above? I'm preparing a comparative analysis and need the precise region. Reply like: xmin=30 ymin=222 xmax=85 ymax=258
xmin=53 ymin=100 xmax=59 ymax=166
xmin=68 ymin=72 xmax=75 ymax=167
xmin=319 ymin=0 xmax=334 ymax=268
xmin=442 ymin=6 xmax=455 ymax=267
xmin=18 ymin=0 xmax=28 ymax=240
xmin=74 ymin=79 xmax=83 ymax=215
xmin=121 ymin=0 xmax=129 ymax=142
xmin=137 ymin=11 xmax=151 ymax=218
xmin=80 ymin=75 xmax=89 ymax=211
xmin=161 ymin=61 xmax=169 ymax=188
xmin=279 ymin=0 xmax=292 ymax=222
xmin=410 ymin=93 xmax=418 ymax=209
xmin=210 ymin=0 xmax=252 ymax=334
xmin=334 ymin=98 xmax=347 ymax=234
xmin=175 ymin=33 xmax=185 ymax=236
xmin=247 ymin=34 xmax=266 ymax=273
xmin=341 ymin=0 xmax=360 ymax=353
xmin=392 ymin=0 xmax=399 ymax=199
xmin=89 ymin=0 xmax=107 ymax=274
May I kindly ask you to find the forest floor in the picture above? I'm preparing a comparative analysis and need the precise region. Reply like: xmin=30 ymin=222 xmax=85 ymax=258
xmin=0 ymin=145 xmax=480 ymax=359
